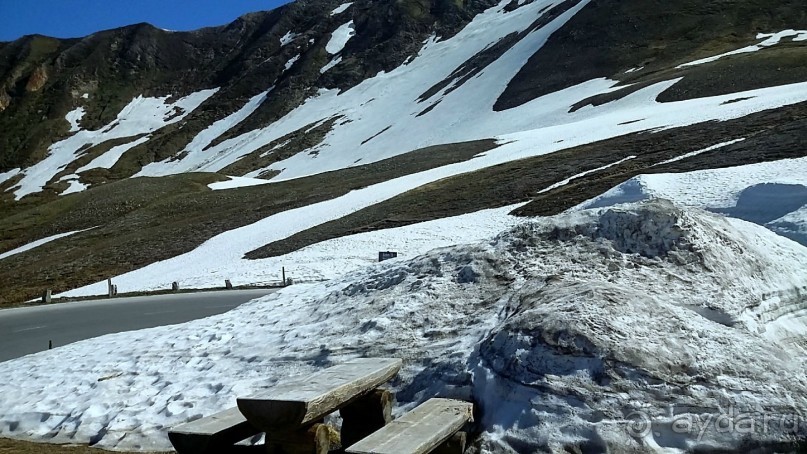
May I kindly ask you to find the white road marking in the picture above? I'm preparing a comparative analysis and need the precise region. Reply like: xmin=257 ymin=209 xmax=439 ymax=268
xmin=143 ymin=310 xmax=176 ymax=316
xmin=206 ymin=304 xmax=240 ymax=310
xmin=12 ymin=325 xmax=46 ymax=333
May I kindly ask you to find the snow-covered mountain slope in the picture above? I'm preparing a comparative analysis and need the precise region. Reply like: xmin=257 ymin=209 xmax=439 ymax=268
xmin=2 ymin=200 xmax=807 ymax=453
xmin=1 ymin=0 xmax=805 ymax=200
xmin=8 ymin=89 xmax=219 ymax=200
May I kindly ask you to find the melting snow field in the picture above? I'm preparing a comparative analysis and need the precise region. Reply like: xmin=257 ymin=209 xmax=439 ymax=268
xmin=58 ymin=205 xmax=525 ymax=296
xmin=59 ymin=134 xmax=807 ymax=299
xmin=3 ymin=200 xmax=807 ymax=453
xmin=581 ymin=156 xmax=807 ymax=219
xmin=579 ymin=157 xmax=807 ymax=250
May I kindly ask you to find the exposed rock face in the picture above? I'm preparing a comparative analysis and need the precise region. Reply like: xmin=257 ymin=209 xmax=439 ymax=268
xmin=24 ymin=65 xmax=47 ymax=92
xmin=0 ymin=91 xmax=9 ymax=112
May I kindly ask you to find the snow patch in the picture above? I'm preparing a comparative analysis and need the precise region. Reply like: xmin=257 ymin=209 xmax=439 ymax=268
xmin=0 ymin=228 xmax=94 ymax=261
xmin=326 ymin=20 xmax=355 ymax=54
xmin=538 ymin=155 xmax=636 ymax=194
xmin=653 ymin=138 xmax=746 ymax=166
xmin=320 ymin=56 xmax=342 ymax=73
xmin=331 ymin=2 xmax=353 ymax=15
xmin=582 ymin=156 xmax=807 ymax=211
xmin=59 ymin=204 xmax=524 ymax=296
xmin=280 ymin=31 xmax=298 ymax=46
xmin=65 ymin=107 xmax=85 ymax=132
xmin=578 ymin=156 xmax=807 ymax=246
xmin=207 ymin=176 xmax=273 ymax=191
xmin=0 ymin=168 xmax=21 ymax=186
xmin=136 ymin=89 xmax=267 ymax=177
xmin=59 ymin=176 xmax=88 ymax=195
xmin=284 ymin=54 xmax=301 ymax=72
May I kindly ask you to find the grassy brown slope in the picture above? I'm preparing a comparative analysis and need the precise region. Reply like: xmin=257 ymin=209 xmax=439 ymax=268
xmin=0 ymin=140 xmax=494 ymax=306
xmin=570 ymin=44 xmax=807 ymax=113
xmin=247 ymin=100 xmax=807 ymax=259
xmin=656 ymin=44 xmax=807 ymax=102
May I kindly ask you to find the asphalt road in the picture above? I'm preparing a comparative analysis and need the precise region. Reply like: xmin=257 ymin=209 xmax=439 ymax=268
xmin=0 ymin=289 xmax=277 ymax=363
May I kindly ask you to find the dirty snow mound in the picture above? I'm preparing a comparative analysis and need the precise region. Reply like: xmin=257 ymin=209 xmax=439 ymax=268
xmin=579 ymin=156 xmax=807 ymax=247
xmin=1 ymin=200 xmax=806 ymax=452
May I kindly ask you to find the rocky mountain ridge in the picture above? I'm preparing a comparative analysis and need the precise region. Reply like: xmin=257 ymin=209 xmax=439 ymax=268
xmin=0 ymin=0 xmax=495 ymax=182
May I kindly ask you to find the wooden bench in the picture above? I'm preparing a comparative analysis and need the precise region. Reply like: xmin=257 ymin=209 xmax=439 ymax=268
xmin=346 ymin=398 xmax=473 ymax=454
xmin=167 ymin=407 xmax=260 ymax=454
xmin=168 ymin=357 xmax=402 ymax=454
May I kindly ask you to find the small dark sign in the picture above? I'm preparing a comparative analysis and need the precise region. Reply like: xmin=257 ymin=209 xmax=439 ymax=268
xmin=378 ymin=251 xmax=398 ymax=262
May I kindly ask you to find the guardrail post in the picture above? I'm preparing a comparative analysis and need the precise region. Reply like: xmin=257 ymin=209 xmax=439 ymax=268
xmin=42 ymin=289 xmax=52 ymax=304
xmin=172 ymin=282 xmax=179 ymax=292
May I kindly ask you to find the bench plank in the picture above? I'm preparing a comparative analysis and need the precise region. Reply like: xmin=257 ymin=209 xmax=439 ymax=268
xmin=237 ymin=357 xmax=402 ymax=430
xmin=346 ymin=398 xmax=473 ymax=454
xmin=168 ymin=407 xmax=259 ymax=454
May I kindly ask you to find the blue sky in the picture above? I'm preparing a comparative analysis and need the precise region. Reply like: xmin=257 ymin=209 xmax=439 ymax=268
xmin=0 ymin=0 xmax=291 ymax=42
